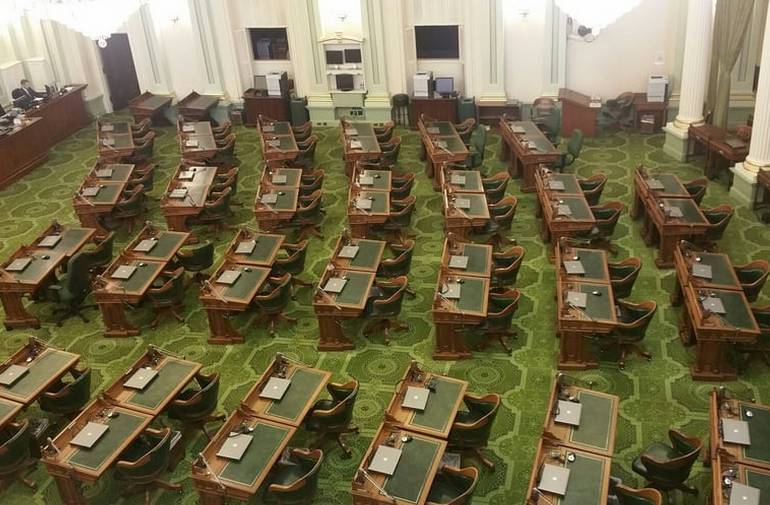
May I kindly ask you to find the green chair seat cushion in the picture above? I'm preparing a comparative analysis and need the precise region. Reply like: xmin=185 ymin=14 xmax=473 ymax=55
xmin=426 ymin=478 xmax=464 ymax=504
xmin=632 ymin=442 xmax=676 ymax=477
xmin=736 ymin=269 xmax=765 ymax=283
xmin=267 ymin=462 xmax=307 ymax=487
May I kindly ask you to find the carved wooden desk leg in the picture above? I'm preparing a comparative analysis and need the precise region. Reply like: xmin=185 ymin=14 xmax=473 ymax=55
xmin=207 ymin=309 xmax=243 ymax=344
xmin=1 ymin=291 xmax=39 ymax=329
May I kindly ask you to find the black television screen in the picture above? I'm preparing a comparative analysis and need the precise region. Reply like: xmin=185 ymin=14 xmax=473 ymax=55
xmin=415 ymin=25 xmax=459 ymax=59
xmin=344 ymin=48 xmax=362 ymax=63
xmin=326 ymin=50 xmax=344 ymax=65
xmin=336 ymin=74 xmax=355 ymax=91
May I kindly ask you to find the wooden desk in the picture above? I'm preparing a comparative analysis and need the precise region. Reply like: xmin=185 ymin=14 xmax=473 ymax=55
xmin=43 ymin=398 xmax=154 ymax=505
xmin=103 ymin=347 xmax=201 ymax=415
xmin=128 ymin=91 xmax=172 ymax=125
xmin=192 ymin=412 xmax=296 ymax=505
xmin=178 ymin=91 xmax=220 ymax=123
xmin=224 ymin=229 xmax=285 ymax=267
xmin=98 ymin=121 xmax=135 ymax=159
xmin=440 ymin=236 xmax=493 ymax=278
xmin=438 ymin=168 xmax=484 ymax=193
xmin=347 ymin=187 xmax=390 ymax=238
xmin=688 ymin=123 xmax=748 ymax=180
xmin=680 ymin=284 xmax=759 ymax=381
xmin=259 ymin=117 xmax=299 ymax=168
xmin=499 ymin=118 xmax=560 ymax=192
xmin=671 ymin=245 xmax=741 ymax=306
xmin=643 ymin=196 xmax=709 ymax=268
xmin=0 ymin=338 xmax=80 ymax=406
xmin=313 ymin=269 xmax=376 ymax=351
xmin=418 ymin=118 xmax=468 ymax=187
xmin=384 ymin=361 xmax=468 ymax=439
xmin=86 ymin=162 xmax=135 ymax=183
xmin=351 ymin=422 xmax=447 ymax=505
xmin=243 ymin=89 xmax=290 ymax=125
xmin=631 ymin=169 xmax=690 ymax=222
xmin=73 ymin=179 xmax=130 ymax=238
xmin=160 ymin=165 xmax=218 ymax=233
xmin=352 ymin=165 xmax=392 ymax=192
xmin=0 ymin=116 xmax=48 ymax=189
xmin=254 ymin=187 xmax=299 ymax=232
xmin=441 ymin=189 xmax=490 ymax=239
xmin=432 ymin=271 xmax=489 ymax=360
xmin=328 ymin=235 xmax=386 ymax=272
xmin=711 ymin=455 xmax=770 ymax=505
xmin=179 ymin=121 xmax=218 ymax=159
xmin=342 ymin=121 xmax=382 ymax=177
xmin=478 ymin=102 xmax=520 ymax=128
xmin=0 ymin=225 xmax=95 ymax=329
xmin=542 ymin=375 xmax=618 ymax=457
xmin=200 ymin=261 xmax=271 ymax=344
xmin=93 ymin=225 xmax=189 ymax=337
xmin=28 ymin=84 xmax=89 ymax=147
xmin=525 ymin=438 xmax=611 ymax=505
xmin=241 ymin=355 xmax=331 ymax=427
xmin=632 ymin=93 xmax=667 ymax=133
xmin=556 ymin=281 xmax=616 ymax=370
xmin=410 ymin=96 xmax=457 ymax=129
xmin=709 ymin=389 xmax=770 ymax=470
xmin=260 ymin=166 xmax=303 ymax=191
xmin=559 ymin=88 xmax=599 ymax=137
xmin=556 ymin=242 xmax=610 ymax=284
xmin=535 ymin=169 xmax=596 ymax=256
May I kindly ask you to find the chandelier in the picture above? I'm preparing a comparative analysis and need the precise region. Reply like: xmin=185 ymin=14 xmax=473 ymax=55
xmin=555 ymin=0 xmax=641 ymax=36
xmin=11 ymin=0 xmax=149 ymax=47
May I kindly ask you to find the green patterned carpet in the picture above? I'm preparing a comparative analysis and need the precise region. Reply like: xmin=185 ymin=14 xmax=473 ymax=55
xmin=0 ymin=115 xmax=769 ymax=505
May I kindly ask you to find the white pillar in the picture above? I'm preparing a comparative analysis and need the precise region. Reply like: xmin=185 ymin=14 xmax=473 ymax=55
xmin=663 ymin=0 xmax=713 ymax=161
xmin=730 ymin=1 xmax=770 ymax=203
xmin=464 ymin=0 xmax=506 ymax=104
xmin=360 ymin=0 xmax=391 ymax=123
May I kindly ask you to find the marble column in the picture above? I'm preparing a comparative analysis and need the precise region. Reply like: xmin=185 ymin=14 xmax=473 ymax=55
xmin=663 ymin=0 xmax=713 ymax=161
xmin=730 ymin=1 xmax=770 ymax=203
xmin=360 ymin=0 xmax=391 ymax=123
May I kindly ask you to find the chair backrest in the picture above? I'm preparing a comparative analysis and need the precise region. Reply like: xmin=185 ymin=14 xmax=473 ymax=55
xmin=267 ymin=449 xmax=324 ymax=502
xmin=448 ymin=394 xmax=501 ymax=449
xmin=204 ymin=187 xmax=232 ymax=213
xmin=116 ymin=428 xmax=172 ymax=482
xmin=751 ymin=306 xmax=770 ymax=332
xmin=609 ymin=257 xmax=642 ymax=298
xmin=640 ymin=430 xmax=701 ymax=486
xmin=81 ymin=232 xmax=115 ymax=268
xmin=387 ymin=197 xmax=416 ymax=227
xmin=471 ymin=127 xmax=487 ymax=161
xmin=390 ymin=178 xmax=414 ymax=200
xmin=567 ymin=129 xmax=584 ymax=159
xmin=309 ymin=380 xmax=358 ymax=430
xmin=493 ymin=248 xmax=524 ymax=285
xmin=591 ymin=201 xmax=623 ymax=237
xmin=177 ymin=241 xmax=214 ymax=272
xmin=615 ymin=300 xmax=657 ymax=341
xmin=490 ymin=197 xmax=518 ymax=229
xmin=275 ymin=240 xmax=309 ymax=276
xmin=369 ymin=277 xmax=408 ymax=318
xmin=579 ymin=174 xmax=607 ymax=206
xmin=61 ymin=251 xmax=94 ymax=302
xmin=487 ymin=290 xmax=520 ymax=330
xmin=117 ymin=184 xmax=145 ymax=214
xmin=148 ymin=268 xmax=185 ymax=304
xmin=430 ymin=466 xmax=479 ymax=505
xmin=254 ymin=274 xmax=293 ymax=313
xmin=734 ymin=260 xmax=769 ymax=301
xmin=169 ymin=372 xmax=220 ymax=420
xmin=40 ymin=368 xmax=92 ymax=415
xmin=377 ymin=240 xmax=415 ymax=278
xmin=296 ymin=193 xmax=323 ymax=222
xmin=702 ymin=204 xmax=734 ymax=241
xmin=0 ymin=420 xmax=32 ymax=474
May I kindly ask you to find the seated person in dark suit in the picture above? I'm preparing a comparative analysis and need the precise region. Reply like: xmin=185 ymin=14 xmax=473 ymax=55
xmin=12 ymin=79 xmax=46 ymax=109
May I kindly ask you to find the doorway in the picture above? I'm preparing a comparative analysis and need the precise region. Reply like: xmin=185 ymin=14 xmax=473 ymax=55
xmin=99 ymin=33 xmax=141 ymax=111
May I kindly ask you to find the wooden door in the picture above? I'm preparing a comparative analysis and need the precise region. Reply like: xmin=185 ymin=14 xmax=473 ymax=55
xmin=99 ymin=33 xmax=140 ymax=111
